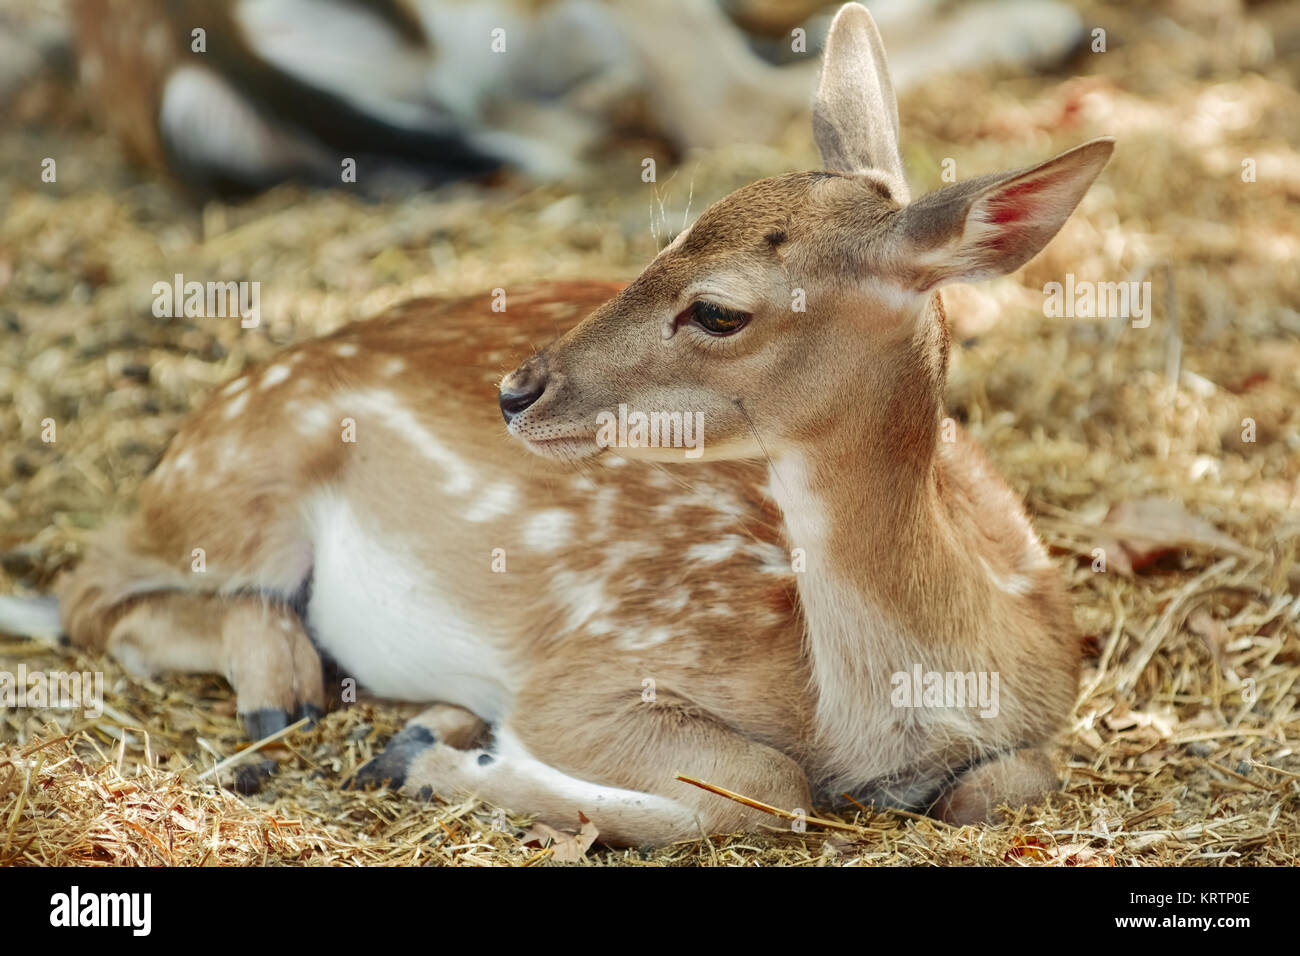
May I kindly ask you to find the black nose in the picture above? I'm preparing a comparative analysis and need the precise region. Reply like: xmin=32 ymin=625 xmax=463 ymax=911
xmin=498 ymin=364 xmax=547 ymax=423
xmin=499 ymin=385 xmax=542 ymax=422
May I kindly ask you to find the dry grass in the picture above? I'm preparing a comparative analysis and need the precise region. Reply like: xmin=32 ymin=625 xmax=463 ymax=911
xmin=1 ymin=0 xmax=1298 ymax=865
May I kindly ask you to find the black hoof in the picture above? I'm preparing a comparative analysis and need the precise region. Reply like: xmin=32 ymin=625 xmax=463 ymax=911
xmin=233 ymin=758 xmax=278 ymax=795
xmin=295 ymin=703 xmax=324 ymax=727
xmin=344 ymin=724 xmax=436 ymax=792
xmin=241 ymin=707 xmax=291 ymax=741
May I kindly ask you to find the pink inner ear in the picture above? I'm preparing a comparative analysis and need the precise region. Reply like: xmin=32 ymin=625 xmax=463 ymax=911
xmin=984 ymin=169 xmax=1071 ymax=226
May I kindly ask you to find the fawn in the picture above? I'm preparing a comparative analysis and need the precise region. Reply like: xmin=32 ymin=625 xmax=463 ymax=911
xmin=16 ymin=3 xmax=1113 ymax=844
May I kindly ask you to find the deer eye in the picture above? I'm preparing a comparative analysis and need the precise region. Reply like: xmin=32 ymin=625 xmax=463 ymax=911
xmin=688 ymin=301 xmax=750 ymax=336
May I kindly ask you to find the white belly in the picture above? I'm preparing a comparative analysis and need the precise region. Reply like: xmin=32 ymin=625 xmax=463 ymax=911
xmin=302 ymin=493 xmax=512 ymax=722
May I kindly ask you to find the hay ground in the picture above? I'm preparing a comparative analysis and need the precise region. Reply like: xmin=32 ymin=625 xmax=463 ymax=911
xmin=2 ymin=0 xmax=1298 ymax=866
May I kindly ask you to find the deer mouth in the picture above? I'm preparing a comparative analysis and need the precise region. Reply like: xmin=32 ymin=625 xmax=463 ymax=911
xmin=514 ymin=430 xmax=606 ymax=462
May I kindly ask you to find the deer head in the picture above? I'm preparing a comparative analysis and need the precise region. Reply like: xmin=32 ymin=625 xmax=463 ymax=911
xmin=498 ymin=2 xmax=1113 ymax=471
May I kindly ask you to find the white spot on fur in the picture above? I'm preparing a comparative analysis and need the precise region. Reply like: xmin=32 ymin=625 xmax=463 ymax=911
xmin=523 ymin=510 xmax=574 ymax=552
xmin=224 ymin=390 xmax=251 ymax=419
xmin=686 ymin=535 xmax=742 ymax=565
xmin=261 ymin=364 xmax=291 ymax=389
xmin=653 ymin=591 xmax=690 ymax=614
xmin=601 ymin=540 xmax=656 ymax=572
xmin=221 ymin=377 xmax=249 ymax=396
xmin=704 ymin=490 xmax=748 ymax=524
xmin=464 ymin=482 xmax=519 ymax=523
xmin=617 ymin=626 xmax=674 ymax=651
xmin=590 ymin=486 xmax=618 ymax=527
xmin=652 ymin=498 xmax=692 ymax=521
xmin=346 ymin=389 xmax=474 ymax=494
xmin=383 ymin=358 xmax=405 ymax=376
xmin=295 ymin=403 xmax=332 ymax=436
xmin=334 ymin=343 xmax=359 ymax=357
xmin=751 ymin=540 xmax=794 ymax=575
xmin=550 ymin=568 xmax=616 ymax=633
xmin=570 ymin=474 xmax=597 ymax=493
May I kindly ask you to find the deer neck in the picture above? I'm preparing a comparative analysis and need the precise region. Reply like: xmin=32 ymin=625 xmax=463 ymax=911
xmin=766 ymin=334 xmax=974 ymax=780
xmin=768 ymin=393 xmax=950 ymax=639
xmin=771 ymin=311 xmax=955 ymax=618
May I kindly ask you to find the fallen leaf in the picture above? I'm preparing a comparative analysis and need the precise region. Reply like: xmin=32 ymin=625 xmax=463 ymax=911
xmin=1095 ymin=497 xmax=1248 ymax=574
xmin=822 ymin=833 xmax=861 ymax=854
xmin=520 ymin=819 xmax=599 ymax=862
xmin=1186 ymin=609 xmax=1230 ymax=661
xmin=1003 ymin=835 xmax=1052 ymax=862
xmin=1046 ymin=841 xmax=1104 ymax=866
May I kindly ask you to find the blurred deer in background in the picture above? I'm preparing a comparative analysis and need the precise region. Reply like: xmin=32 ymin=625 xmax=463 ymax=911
xmin=65 ymin=0 xmax=1087 ymax=195
xmin=1 ymin=3 xmax=1113 ymax=843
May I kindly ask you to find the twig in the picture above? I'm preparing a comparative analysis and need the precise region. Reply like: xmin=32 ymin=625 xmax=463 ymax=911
xmin=675 ymin=773 xmax=868 ymax=835
xmin=196 ymin=717 xmax=309 ymax=782
xmin=1122 ymin=801 xmax=1175 ymax=829
xmin=1206 ymin=761 xmax=1279 ymax=792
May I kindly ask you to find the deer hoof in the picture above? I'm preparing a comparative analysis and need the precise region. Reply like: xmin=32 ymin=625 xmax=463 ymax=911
xmin=345 ymin=724 xmax=437 ymax=792
xmin=240 ymin=707 xmax=290 ymax=741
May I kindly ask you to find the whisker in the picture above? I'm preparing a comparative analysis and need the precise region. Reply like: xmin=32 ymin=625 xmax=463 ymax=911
xmin=736 ymin=398 xmax=788 ymax=499
xmin=681 ymin=166 xmax=697 ymax=233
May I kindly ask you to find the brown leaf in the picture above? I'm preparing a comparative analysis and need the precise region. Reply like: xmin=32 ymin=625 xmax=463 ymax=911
xmin=520 ymin=819 xmax=599 ymax=862
xmin=1091 ymin=533 xmax=1133 ymax=575
xmin=1186 ymin=609 xmax=1230 ymax=661
xmin=1097 ymin=497 xmax=1248 ymax=574
xmin=1003 ymin=836 xmax=1051 ymax=862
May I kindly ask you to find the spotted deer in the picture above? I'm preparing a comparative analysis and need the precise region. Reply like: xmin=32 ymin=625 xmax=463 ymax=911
xmin=6 ymin=3 xmax=1113 ymax=844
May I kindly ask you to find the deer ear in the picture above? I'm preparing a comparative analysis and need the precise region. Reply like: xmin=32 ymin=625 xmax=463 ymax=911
xmin=812 ymin=3 xmax=906 ymax=198
xmin=893 ymin=138 xmax=1115 ymax=291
